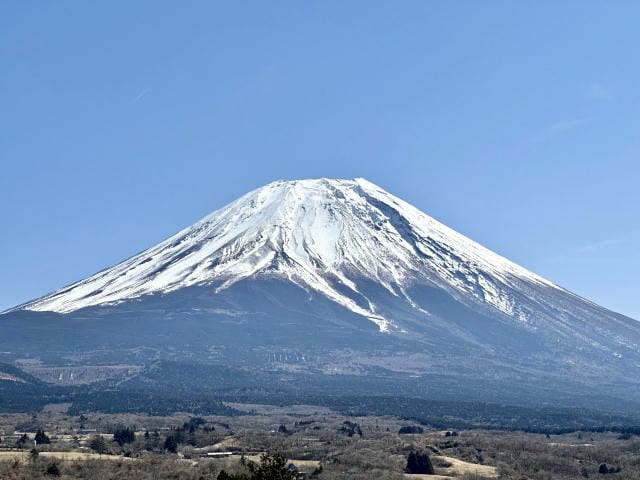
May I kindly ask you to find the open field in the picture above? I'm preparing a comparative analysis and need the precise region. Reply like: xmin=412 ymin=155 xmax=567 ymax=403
xmin=0 ymin=405 xmax=639 ymax=479
xmin=432 ymin=455 xmax=497 ymax=478
xmin=0 ymin=450 xmax=137 ymax=462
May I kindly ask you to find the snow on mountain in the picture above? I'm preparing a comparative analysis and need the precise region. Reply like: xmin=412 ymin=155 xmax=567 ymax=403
xmin=12 ymin=178 xmax=566 ymax=333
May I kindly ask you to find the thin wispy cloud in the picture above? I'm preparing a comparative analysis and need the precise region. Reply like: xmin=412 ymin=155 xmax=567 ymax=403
xmin=548 ymin=117 xmax=590 ymax=134
xmin=586 ymin=82 xmax=612 ymax=101
xmin=531 ymin=117 xmax=590 ymax=144
xmin=132 ymin=88 xmax=150 ymax=104
xmin=545 ymin=236 xmax=631 ymax=264
xmin=575 ymin=237 xmax=625 ymax=254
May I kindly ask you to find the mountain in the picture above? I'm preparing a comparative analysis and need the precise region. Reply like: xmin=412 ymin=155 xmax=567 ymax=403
xmin=8 ymin=178 xmax=553 ymax=324
xmin=2 ymin=178 xmax=640 ymax=410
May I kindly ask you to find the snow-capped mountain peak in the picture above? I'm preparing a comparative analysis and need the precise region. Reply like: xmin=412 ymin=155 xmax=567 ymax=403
xmin=13 ymin=178 xmax=559 ymax=332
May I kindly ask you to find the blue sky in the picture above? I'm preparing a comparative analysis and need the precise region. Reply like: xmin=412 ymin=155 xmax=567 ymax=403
xmin=1 ymin=1 xmax=639 ymax=319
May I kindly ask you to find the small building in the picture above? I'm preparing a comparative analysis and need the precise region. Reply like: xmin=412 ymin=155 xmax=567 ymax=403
xmin=199 ymin=451 xmax=234 ymax=458
xmin=287 ymin=463 xmax=308 ymax=479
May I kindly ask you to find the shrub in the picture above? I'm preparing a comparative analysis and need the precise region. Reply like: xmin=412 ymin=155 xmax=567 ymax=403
xmin=45 ymin=463 xmax=61 ymax=476
xmin=340 ymin=421 xmax=363 ymax=437
xmin=399 ymin=426 xmax=424 ymax=434
xmin=405 ymin=451 xmax=434 ymax=474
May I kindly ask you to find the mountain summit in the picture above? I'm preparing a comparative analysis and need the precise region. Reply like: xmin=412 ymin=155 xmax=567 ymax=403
xmin=17 ymin=179 xmax=552 ymax=323
xmin=3 ymin=178 xmax=640 ymax=408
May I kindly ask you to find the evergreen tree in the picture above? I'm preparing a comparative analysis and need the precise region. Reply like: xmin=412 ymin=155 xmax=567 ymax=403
xmin=339 ymin=421 xmax=363 ymax=437
xmin=35 ymin=429 xmax=51 ymax=444
xmin=217 ymin=471 xmax=248 ymax=480
xmin=248 ymin=452 xmax=296 ymax=480
xmin=216 ymin=453 xmax=295 ymax=480
xmin=113 ymin=427 xmax=135 ymax=446
xmin=16 ymin=434 xmax=29 ymax=449
xmin=278 ymin=424 xmax=289 ymax=434
xmin=405 ymin=451 xmax=434 ymax=474
xmin=89 ymin=435 xmax=108 ymax=454
xmin=164 ymin=435 xmax=178 ymax=453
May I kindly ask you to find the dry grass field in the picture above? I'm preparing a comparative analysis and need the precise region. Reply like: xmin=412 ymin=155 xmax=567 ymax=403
xmin=0 ymin=406 xmax=637 ymax=479
xmin=0 ymin=450 xmax=137 ymax=462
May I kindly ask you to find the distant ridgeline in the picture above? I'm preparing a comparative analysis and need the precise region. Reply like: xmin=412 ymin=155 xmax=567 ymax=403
xmin=2 ymin=360 xmax=640 ymax=434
